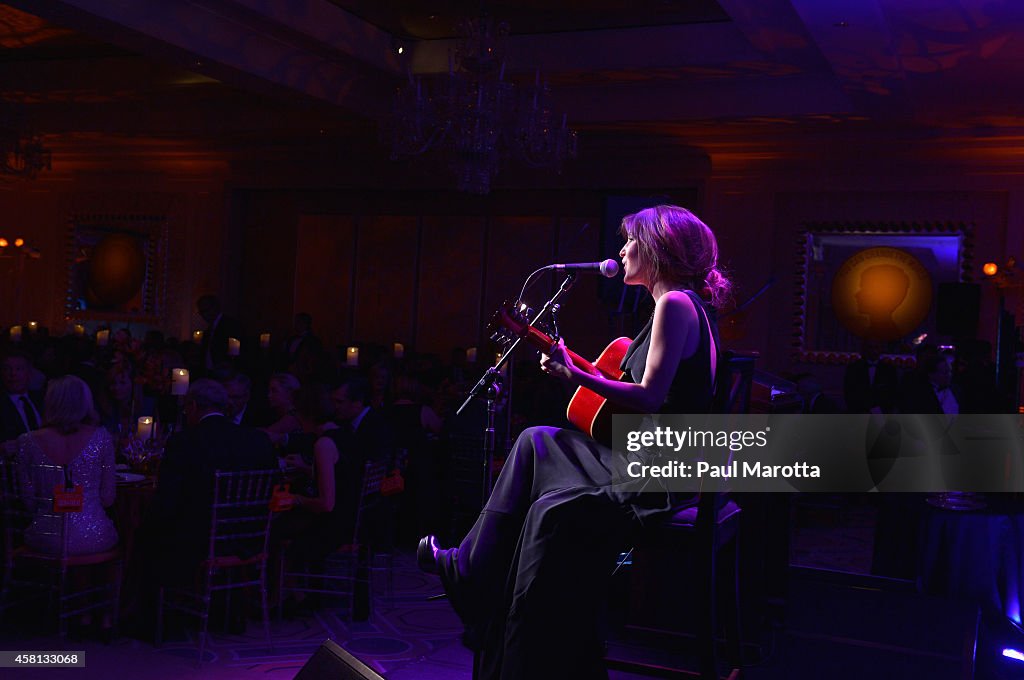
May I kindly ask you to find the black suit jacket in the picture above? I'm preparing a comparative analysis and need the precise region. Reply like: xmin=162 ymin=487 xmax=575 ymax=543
xmin=150 ymin=415 xmax=277 ymax=570
xmin=897 ymin=373 xmax=960 ymax=415
xmin=843 ymin=360 xmax=900 ymax=413
xmin=347 ymin=408 xmax=393 ymax=464
xmin=0 ymin=390 xmax=43 ymax=445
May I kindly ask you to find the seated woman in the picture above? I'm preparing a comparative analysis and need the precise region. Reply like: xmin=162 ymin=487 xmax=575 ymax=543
xmin=417 ymin=205 xmax=728 ymax=680
xmin=272 ymin=383 xmax=366 ymax=607
xmin=96 ymin=363 xmax=154 ymax=438
xmin=16 ymin=375 xmax=118 ymax=556
xmin=261 ymin=372 xmax=302 ymax=447
xmin=278 ymin=382 xmax=338 ymax=496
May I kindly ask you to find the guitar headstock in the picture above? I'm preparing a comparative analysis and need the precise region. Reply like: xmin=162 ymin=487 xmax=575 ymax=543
xmin=487 ymin=300 xmax=555 ymax=349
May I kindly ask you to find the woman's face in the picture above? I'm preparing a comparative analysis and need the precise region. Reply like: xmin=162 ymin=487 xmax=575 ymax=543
xmin=268 ymin=380 xmax=293 ymax=411
xmin=109 ymin=371 xmax=133 ymax=402
xmin=619 ymin=235 xmax=645 ymax=287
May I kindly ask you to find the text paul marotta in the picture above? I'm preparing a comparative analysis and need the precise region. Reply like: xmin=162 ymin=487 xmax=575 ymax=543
xmin=623 ymin=426 xmax=820 ymax=479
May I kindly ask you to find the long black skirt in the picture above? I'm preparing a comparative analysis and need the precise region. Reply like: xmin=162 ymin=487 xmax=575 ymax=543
xmin=437 ymin=425 xmax=690 ymax=680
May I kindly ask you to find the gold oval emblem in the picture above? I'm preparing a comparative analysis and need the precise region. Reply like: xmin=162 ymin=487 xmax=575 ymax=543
xmin=831 ymin=247 xmax=932 ymax=341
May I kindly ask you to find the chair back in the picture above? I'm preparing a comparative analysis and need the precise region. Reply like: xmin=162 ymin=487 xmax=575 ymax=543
xmin=352 ymin=460 xmax=387 ymax=545
xmin=1 ymin=458 xmax=28 ymax=567
xmin=207 ymin=469 xmax=280 ymax=561
xmin=714 ymin=350 xmax=758 ymax=415
xmin=2 ymin=459 xmax=74 ymax=559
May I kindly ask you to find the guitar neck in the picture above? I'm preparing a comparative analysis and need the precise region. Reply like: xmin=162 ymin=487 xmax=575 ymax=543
xmin=518 ymin=325 xmax=598 ymax=374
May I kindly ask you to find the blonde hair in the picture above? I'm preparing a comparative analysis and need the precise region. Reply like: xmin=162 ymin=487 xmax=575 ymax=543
xmin=620 ymin=205 xmax=731 ymax=308
xmin=43 ymin=375 xmax=99 ymax=435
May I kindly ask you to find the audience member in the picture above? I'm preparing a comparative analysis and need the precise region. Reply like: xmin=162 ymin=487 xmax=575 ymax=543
xmin=843 ymin=339 xmax=899 ymax=413
xmin=1 ymin=351 xmax=44 ymax=456
xmin=221 ymin=372 xmax=257 ymax=426
xmin=15 ymin=375 xmax=117 ymax=555
xmin=262 ymin=372 xmax=302 ymax=447
xmin=898 ymin=352 xmax=959 ymax=415
xmin=332 ymin=377 xmax=395 ymax=548
xmin=145 ymin=380 xmax=277 ymax=585
xmin=954 ymin=339 xmax=1006 ymax=413
xmin=282 ymin=312 xmax=323 ymax=378
xmin=196 ymin=294 xmax=243 ymax=372
xmin=794 ymin=372 xmax=842 ymax=414
xmin=96 ymin=364 xmax=152 ymax=435
xmin=389 ymin=372 xmax=444 ymax=545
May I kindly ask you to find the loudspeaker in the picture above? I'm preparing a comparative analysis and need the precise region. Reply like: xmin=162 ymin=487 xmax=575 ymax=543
xmin=936 ymin=282 xmax=980 ymax=338
xmin=294 ymin=639 xmax=386 ymax=680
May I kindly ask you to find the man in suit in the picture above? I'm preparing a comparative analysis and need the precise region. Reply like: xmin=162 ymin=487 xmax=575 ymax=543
xmin=147 ymin=379 xmax=277 ymax=582
xmin=197 ymin=294 xmax=244 ymax=373
xmin=331 ymin=377 xmax=394 ymax=550
xmin=898 ymin=353 xmax=959 ymax=415
xmin=794 ymin=372 xmax=842 ymax=414
xmin=220 ymin=371 xmax=261 ymax=427
xmin=1 ymin=351 xmax=44 ymax=456
xmin=843 ymin=339 xmax=900 ymax=414
xmin=282 ymin=312 xmax=323 ymax=376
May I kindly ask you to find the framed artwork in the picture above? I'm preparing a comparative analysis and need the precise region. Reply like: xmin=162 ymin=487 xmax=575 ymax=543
xmin=65 ymin=214 xmax=168 ymax=323
xmin=793 ymin=222 xmax=974 ymax=363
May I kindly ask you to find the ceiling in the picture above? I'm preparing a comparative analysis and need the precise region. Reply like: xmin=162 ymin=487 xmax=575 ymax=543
xmin=3 ymin=0 xmax=1024 ymax=174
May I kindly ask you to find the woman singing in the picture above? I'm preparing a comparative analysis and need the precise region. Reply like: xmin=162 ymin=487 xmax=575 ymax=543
xmin=418 ymin=205 xmax=730 ymax=679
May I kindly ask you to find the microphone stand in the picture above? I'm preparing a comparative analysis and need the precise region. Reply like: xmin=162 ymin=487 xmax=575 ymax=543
xmin=458 ymin=272 xmax=577 ymax=500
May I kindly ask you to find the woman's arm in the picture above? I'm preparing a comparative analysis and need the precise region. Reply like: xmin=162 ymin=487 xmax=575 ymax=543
xmin=420 ymin=404 xmax=444 ymax=435
xmin=294 ymin=436 xmax=338 ymax=513
xmin=541 ymin=290 xmax=698 ymax=413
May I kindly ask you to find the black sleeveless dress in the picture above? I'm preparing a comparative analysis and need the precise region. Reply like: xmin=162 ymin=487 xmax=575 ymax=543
xmin=437 ymin=290 xmax=719 ymax=680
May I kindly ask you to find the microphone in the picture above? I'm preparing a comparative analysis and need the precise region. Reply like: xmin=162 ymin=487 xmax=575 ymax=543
xmin=547 ymin=259 xmax=620 ymax=278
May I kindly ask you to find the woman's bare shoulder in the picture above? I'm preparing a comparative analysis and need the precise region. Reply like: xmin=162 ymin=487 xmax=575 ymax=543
xmin=656 ymin=290 xmax=699 ymax=320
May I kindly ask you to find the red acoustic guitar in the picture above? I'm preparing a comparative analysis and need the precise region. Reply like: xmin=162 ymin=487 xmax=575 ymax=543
xmin=490 ymin=303 xmax=632 ymax=444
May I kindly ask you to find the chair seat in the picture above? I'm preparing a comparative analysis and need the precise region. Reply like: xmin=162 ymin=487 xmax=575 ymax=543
xmin=668 ymin=499 xmax=741 ymax=528
xmin=14 ymin=544 xmax=121 ymax=566
xmin=205 ymin=553 xmax=268 ymax=568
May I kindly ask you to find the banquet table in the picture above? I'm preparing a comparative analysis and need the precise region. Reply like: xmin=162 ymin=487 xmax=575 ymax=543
xmin=918 ymin=495 xmax=1024 ymax=625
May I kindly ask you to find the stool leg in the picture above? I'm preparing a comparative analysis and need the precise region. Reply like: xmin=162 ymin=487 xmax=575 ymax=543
xmin=155 ymin=586 xmax=165 ymax=647
xmin=697 ymin=546 xmax=718 ymax=680
xmin=260 ymin=562 xmax=272 ymax=652
xmin=723 ymin=537 xmax=742 ymax=666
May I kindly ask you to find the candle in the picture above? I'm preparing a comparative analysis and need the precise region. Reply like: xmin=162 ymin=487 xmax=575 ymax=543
xmin=260 ymin=333 xmax=271 ymax=349
xmin=73 ymin=324 xmax=85 ymax=337
xmin=193 ymin=330 xmax=203 ymax=342
xmin=171 ymin=368 xmax=189 ymax=396
xmin=9 ymin=325 xmax=22 ymax=342
xmin=346 ymin=346 xmax=359 ymax=367
xmin=96 ymin=329 xmax=110 ymax=347
xmin=227 ymin=337 xmax=241 ymax=356
xmin=393 ymin=342 xmax=404 ymax=359
xmin=27 ymin=321 xmax=38 ymax=333
xmin=466 ymin=347 xmax=478 ymax=363
xmin=137 ymin=416 xmax=154 ymax=440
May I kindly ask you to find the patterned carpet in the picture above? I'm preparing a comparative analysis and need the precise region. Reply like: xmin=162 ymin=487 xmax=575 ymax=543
xmin=0 ymin=502 xmax=883 ymax=679
xmin=0 ymin=553 xmax=473 ymax=680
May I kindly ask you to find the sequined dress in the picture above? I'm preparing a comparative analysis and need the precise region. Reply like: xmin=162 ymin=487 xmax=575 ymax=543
xmin=16 ymin=428 xmax=119 ymax=555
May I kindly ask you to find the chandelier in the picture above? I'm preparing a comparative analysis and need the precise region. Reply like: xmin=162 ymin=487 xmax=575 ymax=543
xmin=1 ymin=102 xmax=51 ymax=180
xmin=387 ymin=16 xmax=577 ymax=195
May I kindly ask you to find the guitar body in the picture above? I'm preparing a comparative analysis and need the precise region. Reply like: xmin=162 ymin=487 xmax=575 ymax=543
xmin=566 ymin=337 xmax=632 ymax=445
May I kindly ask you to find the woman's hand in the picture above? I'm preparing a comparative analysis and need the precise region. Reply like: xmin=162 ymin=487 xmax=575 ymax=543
xmin=540 ymin=339 xmax=575 ymax=381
